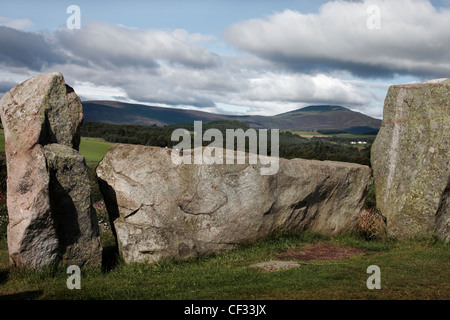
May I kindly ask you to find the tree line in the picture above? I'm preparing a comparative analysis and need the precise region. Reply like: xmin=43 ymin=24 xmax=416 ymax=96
xmin=80 ymin=120 xmax=372 ymax=166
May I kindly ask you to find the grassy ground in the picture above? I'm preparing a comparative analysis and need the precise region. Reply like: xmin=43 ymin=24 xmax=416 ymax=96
xmin=0 ymin=131 xmax=113 ymax=163
xmin=79 ymin=137 xmax=114 ymax=163
xmin=283 ymin=129 xmax=329 ymax=138
xmin=0 ymin=231 xmax=448 ymax=300
xmin=282 ymin=129 xmax=377 ymax=140
xmin=327 ymin=133 xmax=377 ymax=140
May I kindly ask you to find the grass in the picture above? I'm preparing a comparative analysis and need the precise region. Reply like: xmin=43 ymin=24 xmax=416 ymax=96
xmin=283 ymin=129 xmax=329 ymax=138
xmin=328 ymin=133 xmax=377 ymax=139
xmin=0 ymin=231 xmax=449 ymax=300
xmin=283 ymin=129 xmax=377 ymax=140
xmin=0 ymin=131 xmax=113 ymax=163
xmin=79 ymin=137 xmax=114 ymax=163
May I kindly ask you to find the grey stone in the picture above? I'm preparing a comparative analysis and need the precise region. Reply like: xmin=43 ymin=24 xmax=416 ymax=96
xmin=44 ymin=144 xmax=102 ymax=267
xmin=371 ymin=79 xmax=450 ymax=241
xmin=97 ymin=144 xmax=371 ymax=264
xmin=0 ymin=72 xmax=102 ymax=269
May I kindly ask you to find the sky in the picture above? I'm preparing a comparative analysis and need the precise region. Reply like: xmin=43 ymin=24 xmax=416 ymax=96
xmin=0 ymin=0 xmax=449 ymax=119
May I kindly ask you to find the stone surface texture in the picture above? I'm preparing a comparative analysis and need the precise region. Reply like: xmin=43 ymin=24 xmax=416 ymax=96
xmin=371 ymin=78 xmax=450 ymax=241
xmin=0 ymin=72 xmax=102 ymax=269
xmin=97 ymin=144 xmax=371 ymax=264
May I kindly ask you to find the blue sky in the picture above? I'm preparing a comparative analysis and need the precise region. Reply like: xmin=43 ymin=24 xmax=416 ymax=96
xmin=1 ymin=1 xmax=326 ymax=33
xmin=1 ymin=0 xmax=449 ymax=118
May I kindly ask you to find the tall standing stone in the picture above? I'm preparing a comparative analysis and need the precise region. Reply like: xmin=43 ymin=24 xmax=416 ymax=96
xmin=0 ymin=72 xmax=102 ymax=269
xmin=371 ymin=79 xmax=450 ymax=241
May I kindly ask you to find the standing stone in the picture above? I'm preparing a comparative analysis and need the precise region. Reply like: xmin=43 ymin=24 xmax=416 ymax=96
xmin=97 ymin=144 xmax=371 ymax=264
xmin=371 ymin=79 xmax=450 ymax=241
xmin=0 ymin=72 xmax=102 ymax=269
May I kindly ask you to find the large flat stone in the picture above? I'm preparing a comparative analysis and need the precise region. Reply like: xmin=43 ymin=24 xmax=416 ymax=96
xmin=97 ymin=144 xmax=371 ymax=264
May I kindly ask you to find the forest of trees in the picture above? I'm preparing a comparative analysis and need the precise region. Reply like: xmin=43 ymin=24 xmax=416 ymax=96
xmin=80 ymin=120 xmax=372 ymax=166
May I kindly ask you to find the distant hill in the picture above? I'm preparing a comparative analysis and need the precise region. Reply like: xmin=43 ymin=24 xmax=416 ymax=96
xmin=82 ymin=101 xmax=381 ymax=132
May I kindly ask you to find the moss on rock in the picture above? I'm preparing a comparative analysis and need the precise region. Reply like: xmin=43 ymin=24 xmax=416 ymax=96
xmin=371 ymin=79 xmax=450 ymax=241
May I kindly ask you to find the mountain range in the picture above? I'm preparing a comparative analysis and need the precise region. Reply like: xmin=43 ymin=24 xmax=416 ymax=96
xmin=82 ymin=100 xmax=381 ymax=133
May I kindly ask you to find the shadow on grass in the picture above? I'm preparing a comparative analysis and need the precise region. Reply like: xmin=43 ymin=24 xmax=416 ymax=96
xmin=102 ymin=245 xmax=119 ymax=273
xmin=0 ymin=269 xmax=8 ymax=285
xmin=0 ymin=290 xmax=43 ymax=300
xmin=0 ymin=259 xmax=43 ymax=301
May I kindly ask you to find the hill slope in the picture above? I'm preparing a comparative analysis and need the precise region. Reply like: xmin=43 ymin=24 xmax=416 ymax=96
xmin=82 ymin=101 xmax=381 ymax=132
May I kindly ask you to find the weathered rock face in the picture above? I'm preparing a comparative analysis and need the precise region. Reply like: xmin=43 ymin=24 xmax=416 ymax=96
xmin=371 ymin=78 xmax=450 ymax=241
xmin=97 ymin=144 xmax=371 ymax=264
xmin=0 ymin=72 xmax=102 ymax=269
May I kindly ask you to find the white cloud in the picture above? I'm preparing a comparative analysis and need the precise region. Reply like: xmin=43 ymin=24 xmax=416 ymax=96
xmin=225 ymin=0 xmax=450 ymax=78
xmin=4 ymin=1 xmax=448 ymax=118
xmin=0 ymin=17 xmax=34 ymax=30
xmin=72 ymin=81 xmax=129 ymax=101
xmin=240 ymin=72 xmax=369 ymax=105
xmin=56 ymin=21 xmax=220 ymax=69
xmin=47 ymin=54 xmax=371 ymax=116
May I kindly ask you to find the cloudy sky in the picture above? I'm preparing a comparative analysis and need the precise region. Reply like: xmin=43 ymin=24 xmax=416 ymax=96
xmin=0 ymin=0 xmax=449 ymax=118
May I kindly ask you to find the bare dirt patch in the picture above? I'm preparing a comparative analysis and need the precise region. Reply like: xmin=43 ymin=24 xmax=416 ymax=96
xmin=276 ymin=242 xmax=366 ymax=261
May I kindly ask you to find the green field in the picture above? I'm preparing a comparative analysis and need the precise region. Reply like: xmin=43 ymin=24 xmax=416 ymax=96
xmin=0 ymin=231 xmax=449 ymax=300
xmin=0 ymin=130 xmax=113 ymax=163
xmin=326 ymin=133 xmax=377 ymax=139
xmin=283 ymin=129 xmax=329 ymax=138
xmin=283 ymin=129 xmax=377 ymax=140
xmin=78 ymin=137 xmax=114 ymax=162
